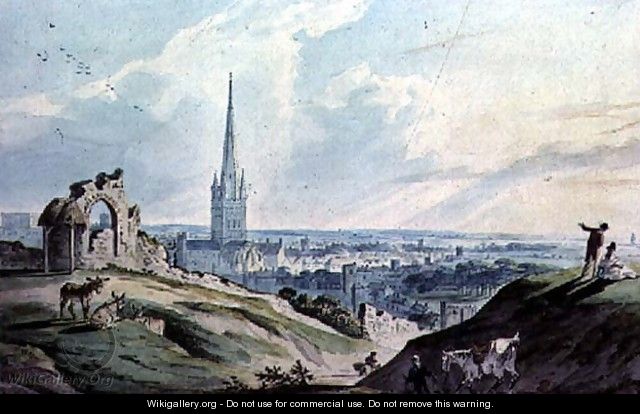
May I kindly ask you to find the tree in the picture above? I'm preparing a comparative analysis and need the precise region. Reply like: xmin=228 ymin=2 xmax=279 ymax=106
xmin=255 ymin=365 xmax=291 ymax=389
xmin=222 ymin=376 xmax=249 ymax=393
xmin=291 ymin=293 xmax=311 ymax=309
xmin=289 ymin=360 xmax=313 ymax=386
xmin=278 ymin=287 xmax=297 ymax=301
xmin=312 ymin=294 xmax=341 ymax=309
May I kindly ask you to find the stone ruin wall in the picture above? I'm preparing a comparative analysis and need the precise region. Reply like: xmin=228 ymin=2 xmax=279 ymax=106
xmin=39 ymin=169 xmax=148 ymax=272
xmin=358 ymin=303 xmax=423 ymax=350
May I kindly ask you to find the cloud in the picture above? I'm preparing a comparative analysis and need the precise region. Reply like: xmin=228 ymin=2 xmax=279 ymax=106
xmin=0 ymin=94 xmax=65 ymax=117
xmin=408 ymin=139 xmax=640 ymax=231
xmin=599 ymin=119 xmax=640 ymax=135
xmin=394 ymin=165 xmax=481 ymax=184
xmin=552 ymin=101 xmax=640 ymax=121
xmin=319 ymin=62 xmax=429 ymax=122
xmin=2 ymin=0 xmax=640 ymax=236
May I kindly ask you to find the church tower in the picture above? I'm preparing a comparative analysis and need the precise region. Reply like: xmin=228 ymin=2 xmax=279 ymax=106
xmin=211 ymin=73 xmax=247 ymax=246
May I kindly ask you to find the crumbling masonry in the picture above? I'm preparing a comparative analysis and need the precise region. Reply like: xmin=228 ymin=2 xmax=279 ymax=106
xmin=38 ymin=169 xmax=140 ymax=272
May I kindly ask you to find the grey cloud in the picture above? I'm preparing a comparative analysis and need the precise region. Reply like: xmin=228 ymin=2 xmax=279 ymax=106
xmin=394 ymin=165 xmax=481 ymax=184
xmin=270 ymin=84 xmax=436 ymax=218
xmin=550 ymin=101 xmax=640 ymax=121
xmin=408 ymin=138 xmax=640 ymax=227
xmin=598 ymin=119 xmax=640 ymax=135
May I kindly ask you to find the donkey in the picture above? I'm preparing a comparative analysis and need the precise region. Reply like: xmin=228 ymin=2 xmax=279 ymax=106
xmin=59 ymin=276 xmax=110 ymax=320
xmin=89 ymin=291 xmax=127 ymax=329
xmin=124 ymin=303 xmax=165 ymax=335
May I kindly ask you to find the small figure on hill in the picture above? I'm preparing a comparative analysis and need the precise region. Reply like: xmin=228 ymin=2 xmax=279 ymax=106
xmin=405 ymin=354 xmax=431 ymax=394
xmin=578 ymin=222 xmax=608 ymax=280
xmin=597 ymin=242 xmax=637 ymax=281
xmin=353 ymin=351 xmax=381 ymax=376
xmin=364 ymin=351 xmax=380 ymax=370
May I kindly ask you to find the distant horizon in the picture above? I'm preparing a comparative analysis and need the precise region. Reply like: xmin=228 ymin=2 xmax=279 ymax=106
xmin=142 ymin=222 xmax=594 ymax=242
xmin=1 ymin=209 xmax=632 ymax=242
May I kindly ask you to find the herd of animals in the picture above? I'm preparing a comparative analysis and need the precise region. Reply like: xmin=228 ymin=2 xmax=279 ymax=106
xmin=57 ymin=275 xmax=520 ymax=393
xmin=59 ymin=275 xmax=164 ymax=333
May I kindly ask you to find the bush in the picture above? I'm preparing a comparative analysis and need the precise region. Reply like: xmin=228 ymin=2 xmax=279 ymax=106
xmin=289 ymin=359 xmax=313 ymax=386
xmin=255 ymin=365 xmax=291 ymax=389
xmin=285 ymin=293 xmax=366 ymax=339
xmin=254 ymin=360 xmax=314 ymax=390
xmin=222 ymin=376 xmax=249 ymax=393
xmin=277 ymin=287 xmax=297 ymax=301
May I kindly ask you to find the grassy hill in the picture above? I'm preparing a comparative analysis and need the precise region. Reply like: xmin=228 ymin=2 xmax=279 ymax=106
xmin=0 ymin=269 xmax=374 ymax=393
xmin=359 ymin=267 xmax=640 ymax=393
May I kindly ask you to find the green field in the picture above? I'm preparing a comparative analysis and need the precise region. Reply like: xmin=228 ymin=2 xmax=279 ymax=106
xmin=0 ymin=269 xmax=370 ymax=393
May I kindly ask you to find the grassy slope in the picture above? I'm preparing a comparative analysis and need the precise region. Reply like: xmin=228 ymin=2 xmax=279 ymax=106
xmin=0 ymin=269 xmax=369 ymax=393
xmin=359 ymin=268 xmax=640 ymax=393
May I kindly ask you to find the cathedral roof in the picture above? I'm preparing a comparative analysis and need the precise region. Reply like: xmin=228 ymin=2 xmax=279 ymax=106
xmin=185 ymin=239 xmax=220 ymax=251
xmin=254 ymin=242 xmax=283 ymax=256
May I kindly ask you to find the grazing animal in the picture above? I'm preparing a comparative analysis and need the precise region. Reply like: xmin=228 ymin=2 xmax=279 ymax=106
xmin=137 ymin=315 xmax=165 ymax=336
xmin=59 ymin=276 xmax=110 ymax=320
xmin=481 ymin=332 xmax=520 ymax=387
xmin=88 ymin=295 xmax=165 ymax=334
xmin=442 ymin=332 xmax=521 ymax=393
xmin=90 ymin=291 xmax=126 ymax=329
xmin=441 ymin=349 xmax=482 ymax=391
xmin=127 ymin=303 xmax=165 ymax=335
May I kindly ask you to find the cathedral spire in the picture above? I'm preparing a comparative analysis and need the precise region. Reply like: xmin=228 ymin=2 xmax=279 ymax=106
xmin=227 ymin=72 xmax=233 ymax=109
xmin=211 ymin=72 xmax=248 ymax=245
xmin=221 ymin=72 xmax=237 ymax=199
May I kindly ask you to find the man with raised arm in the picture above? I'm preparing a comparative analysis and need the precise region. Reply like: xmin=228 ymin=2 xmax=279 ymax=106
xmin=578 ymin=222 xmax=608 ymax=280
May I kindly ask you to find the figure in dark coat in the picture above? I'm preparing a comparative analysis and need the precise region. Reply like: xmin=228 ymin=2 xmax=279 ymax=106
xmin=405 ymin=355 xmax=430 ymax=394
xmin=579 ymin=222 xmax=608 ymax=280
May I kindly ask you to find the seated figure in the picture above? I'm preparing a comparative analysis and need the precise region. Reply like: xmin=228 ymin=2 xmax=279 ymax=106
xmin=598 ymin=242 xmax=637 ymax=281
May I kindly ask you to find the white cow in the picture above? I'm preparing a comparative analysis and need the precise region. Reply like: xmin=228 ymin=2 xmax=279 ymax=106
xmin=441 ymin=349 xmax=482 ymax=391
xmin=481 ymin=332 xmax=520 ymax=386
xmin=441 ymin=332 xmax=520 ymax=392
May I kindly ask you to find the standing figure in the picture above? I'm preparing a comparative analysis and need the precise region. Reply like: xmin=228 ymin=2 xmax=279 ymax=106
xmin=405 ymin=354 xmax=430 ymax=394
xmin=578 ymin=222 xmax=608 ymax=280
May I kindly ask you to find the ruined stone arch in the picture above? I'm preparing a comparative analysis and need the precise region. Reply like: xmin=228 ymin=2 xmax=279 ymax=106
xmin=83 ymin=196 xmax=120 ymax=257
xmin=39 ymin=169 xmax=140 ymax=272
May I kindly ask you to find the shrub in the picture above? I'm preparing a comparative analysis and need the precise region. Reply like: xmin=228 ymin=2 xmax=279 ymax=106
xmin=277 ymin=287 xmax=297 ymax=301
xmin=222 ymin=376 xmax=249 ymax=393
xmin=285 ymin=292 xmax=367 ymax=339
xmin=254 ymin=360 xmax=314 ymax=390
xmin=255 ymin=365 xmax=291 ymax=389
xmin=289 ymin=359 xmax=313 ymax=386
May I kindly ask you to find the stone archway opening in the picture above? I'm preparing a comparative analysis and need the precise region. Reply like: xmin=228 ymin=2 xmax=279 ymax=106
xmin=87 ymin=199 xmax=118 ymax=258
xmin=39 ymin=169 xmax=140 ymax=272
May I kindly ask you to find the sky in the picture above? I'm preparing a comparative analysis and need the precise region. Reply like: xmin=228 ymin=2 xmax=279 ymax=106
xmin=1 ymin=0 xmax=639 ymax=239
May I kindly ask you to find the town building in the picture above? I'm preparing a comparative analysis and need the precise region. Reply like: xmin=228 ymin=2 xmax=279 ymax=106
xmin=0 ymin=212 xmax=42 ymax=248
